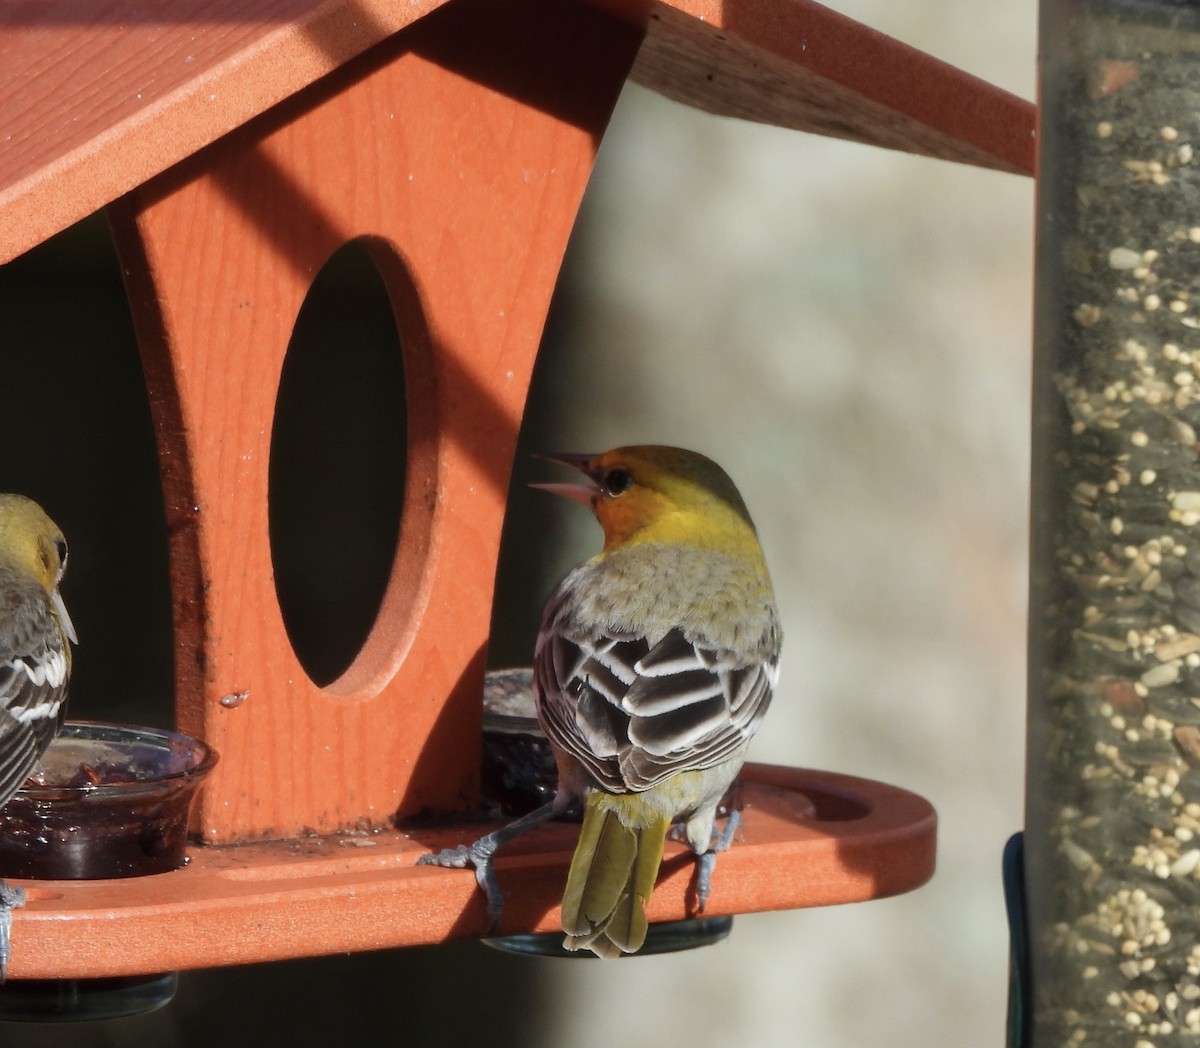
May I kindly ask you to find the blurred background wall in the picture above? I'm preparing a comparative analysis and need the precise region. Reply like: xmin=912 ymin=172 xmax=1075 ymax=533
xmin=0 ymin=0 xmax=1035 ymax=1044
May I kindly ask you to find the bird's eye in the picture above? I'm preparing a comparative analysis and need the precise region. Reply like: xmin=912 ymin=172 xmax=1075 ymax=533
xmin=604 ymin=468 xmax=633 ymax=496
xmin=54 ymin=539 xmax=68 ymax=571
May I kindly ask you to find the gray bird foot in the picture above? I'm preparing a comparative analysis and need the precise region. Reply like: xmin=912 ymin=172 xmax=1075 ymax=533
xmin=694 ymin=809 xmax=742 ymax=913
xmin=417 ymin=835 xmax=506 ymax=930
xmin=416 ymin=799 xmax=566 ymax=932
xmin=0 ymin=880 xmax=27 ymax=983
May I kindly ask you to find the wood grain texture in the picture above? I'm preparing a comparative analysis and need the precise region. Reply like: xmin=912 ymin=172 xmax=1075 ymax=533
xmin=0 ymin=0 xmax=959 ymax=971
xmin=6 ymin=766 xmax=937 ymax=977
xmin=0 ymin=0 xmax=443 ymax=264
xmin=623 ymin=0 xmax=1035 ymax=174
xmin=0 ymin=0 xmax=1034 ymax=264
xmin=107 ymin=0 xmax=642 ymax=842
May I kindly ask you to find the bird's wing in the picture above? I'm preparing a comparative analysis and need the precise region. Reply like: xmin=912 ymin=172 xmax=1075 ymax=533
xmin=536 ymin=596 xmax=778 ymax=794
xmin=535 ymin=606 xmax=649 ymax=791
xmin=619 ymin=628 xmax=777 ymax=788
xmin=0 ymin=583 xmax=69 ymax=805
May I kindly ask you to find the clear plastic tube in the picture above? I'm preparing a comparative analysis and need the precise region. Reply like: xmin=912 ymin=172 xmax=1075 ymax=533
xmin=1030 ymin=0 xmax=1200 ymax=1041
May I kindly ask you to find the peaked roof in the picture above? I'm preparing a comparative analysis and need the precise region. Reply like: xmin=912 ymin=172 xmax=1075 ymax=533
xmin=0 ymin=0 xmax=1034 ymax=264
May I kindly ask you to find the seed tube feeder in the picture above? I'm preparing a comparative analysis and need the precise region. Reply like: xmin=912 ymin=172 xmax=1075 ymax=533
xmin=1029 ymin=0 xmax=1200 ymax=1041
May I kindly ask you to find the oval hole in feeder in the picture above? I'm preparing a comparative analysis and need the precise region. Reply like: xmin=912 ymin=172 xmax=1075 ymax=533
xmin=269 ymin=240 xmax=407 ymax=688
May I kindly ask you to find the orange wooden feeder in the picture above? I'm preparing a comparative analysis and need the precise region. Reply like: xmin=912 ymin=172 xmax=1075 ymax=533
xmin=0 ymin=0 xmax=1031 ymax=978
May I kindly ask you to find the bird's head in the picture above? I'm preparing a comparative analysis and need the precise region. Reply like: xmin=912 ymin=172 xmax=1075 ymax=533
xmin=0 ymin=494 xmax=78 ymax=644
xmin=532 ymin=445 xmax=762 ymax=560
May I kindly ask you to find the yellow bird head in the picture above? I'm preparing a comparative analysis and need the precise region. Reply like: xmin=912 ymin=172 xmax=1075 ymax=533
xmin=534 ymin=445 xmax=764 ymax=564
xmin=0 ymin=494 xmax=78 ymax=645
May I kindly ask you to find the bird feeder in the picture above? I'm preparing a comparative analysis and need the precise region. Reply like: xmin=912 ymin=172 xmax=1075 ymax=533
xmin=1027 ymin=0 xmax=1200 ymax=1042
xmin=0 ymin=0 xmax=1032 ymax=981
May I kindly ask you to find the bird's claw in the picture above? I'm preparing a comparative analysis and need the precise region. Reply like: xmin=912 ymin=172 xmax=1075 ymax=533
xmin=694 ymin=810 xmax=742 ymax=913
xmin=416 ymin=844 xmax=475 ymax=870
xmin=0 ymin=881 xmax=27 ymax=983
xmin=417 ymin=837 xmax=504 ymax=931
xmin=414 ymin=800 xmax=565 ymax=934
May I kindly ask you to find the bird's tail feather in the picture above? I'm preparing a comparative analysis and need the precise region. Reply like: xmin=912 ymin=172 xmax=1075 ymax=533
xmin=561 ymin=793 xmax=670 ymax=957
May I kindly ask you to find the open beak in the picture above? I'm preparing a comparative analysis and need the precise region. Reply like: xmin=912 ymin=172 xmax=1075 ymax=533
xmin=530 ymin=452 xmax=599 ymax=507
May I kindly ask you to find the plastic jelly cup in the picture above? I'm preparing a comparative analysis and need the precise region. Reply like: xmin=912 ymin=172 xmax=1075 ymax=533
xmin=0 ymin=721 xmax=218 ymax=880
xmin=0 ymin=722 xmax=216 ymax=1023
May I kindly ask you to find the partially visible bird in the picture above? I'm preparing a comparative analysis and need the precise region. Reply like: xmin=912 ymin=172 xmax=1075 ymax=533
xmin=420 ymin=446 xmax=781 ymax=957
xmin=0 ymin=494 xmax=77 ymax=980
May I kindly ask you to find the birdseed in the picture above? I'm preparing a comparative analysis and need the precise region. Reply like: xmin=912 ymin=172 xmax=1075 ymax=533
xmin=1031 ymin=2 xmax=1200 ymax=1042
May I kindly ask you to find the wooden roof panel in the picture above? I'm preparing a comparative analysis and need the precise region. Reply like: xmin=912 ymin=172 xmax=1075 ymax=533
xmin=0 ymin=0 xmax=1034 ymax=264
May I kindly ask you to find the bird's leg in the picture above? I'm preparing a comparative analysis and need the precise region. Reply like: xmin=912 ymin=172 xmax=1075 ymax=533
xmin=0 ymin=880 xmax=26 ymax=983
xmin=693 ymin=809 xmax=742 ymax=913
xmin=417 ymin=797 xmax=570 ymax=931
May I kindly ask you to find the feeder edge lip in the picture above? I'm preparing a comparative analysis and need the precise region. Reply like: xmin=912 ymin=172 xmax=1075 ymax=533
xmin=12 ymin=720 xmax=219 ymax=795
